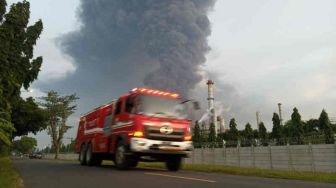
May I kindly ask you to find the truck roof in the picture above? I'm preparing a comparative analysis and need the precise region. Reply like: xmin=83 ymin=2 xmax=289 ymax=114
xmin=80 ymin=88 xmax=180 ymax=118
xmin=81 ymin=100 xmax=114 ymax=118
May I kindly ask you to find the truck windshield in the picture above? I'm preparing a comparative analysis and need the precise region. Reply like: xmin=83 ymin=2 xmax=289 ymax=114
xmin=136 ymin=94 xmax=187 ymax=119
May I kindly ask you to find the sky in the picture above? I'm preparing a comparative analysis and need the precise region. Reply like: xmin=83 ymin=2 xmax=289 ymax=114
xmin=7 ymin=0 xmax=336 ymax=148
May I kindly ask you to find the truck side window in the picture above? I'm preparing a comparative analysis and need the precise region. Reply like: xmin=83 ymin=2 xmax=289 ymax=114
xmin=103 ymin=112 xmax=113 ymax=135
xmin=114 ymin=101 xmax=122 ymax=115
xmin=104 ymin=112 xmax=113 ymax=129
xmin=125 ymin=96 xmax=134 ymax=113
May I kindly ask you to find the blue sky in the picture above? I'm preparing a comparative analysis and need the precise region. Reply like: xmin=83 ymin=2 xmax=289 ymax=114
xmin=8 ymin=0 xmax=336 ymax=148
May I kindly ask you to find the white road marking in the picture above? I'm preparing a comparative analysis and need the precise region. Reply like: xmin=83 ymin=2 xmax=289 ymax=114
xmin=145 ymin=172 xmax=216 ymax=183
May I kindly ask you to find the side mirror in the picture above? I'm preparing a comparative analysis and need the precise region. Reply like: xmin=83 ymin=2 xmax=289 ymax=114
xmin=193 ymin=101 xmax=200 ymax=110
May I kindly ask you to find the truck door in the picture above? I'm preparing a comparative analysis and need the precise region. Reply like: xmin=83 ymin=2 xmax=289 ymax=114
xmin=103 ymin=106 xmax=113 ymax=136
xmin=112 ymin=96 xmax=135 ymax=129
xmin=112 ymin=98 xmax=125 ymax=127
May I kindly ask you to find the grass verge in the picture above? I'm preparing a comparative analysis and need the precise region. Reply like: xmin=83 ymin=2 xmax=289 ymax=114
xmin=54 ymin=158 xmax=336 ymax=184
xmin=138 ymin=162 xmax=336 ymax=184
xmin=0 ymin=157 xmax=22 ymax=188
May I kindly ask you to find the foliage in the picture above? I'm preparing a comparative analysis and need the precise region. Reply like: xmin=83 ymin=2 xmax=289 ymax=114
xmin=0 ymin=118 xmax=15 ymax=146
xmin=304 ymin=119 xmax=319 ymax=135
xmin=12 ymin=136 xmax=37 ymax=154
xmin=225 ymin=118 xmax=239 ymax=147
xmin=192 ymin=121 xmax=201 ymax=145
xmin=271 ymin=113 xmax=283 ymax=145
xmin=258 ymin=122 xmax=268 ymax=146
xmin=0 ymin=157 xmax=22 ymax=188
xmin=11 ymin=97 xmax=47 ymax=137
xmin=138 ymin=162 xmax=336 ymax=184
xmin=244 ymin=123 xmax=253 ymax=140
xmin=200 ymin=122 xmax=207 ymax=144
xmin=207 ymin=122 xmax=216 ymax=146
xmin=242 ymin=123 xmax=253 ymax=146
xmin=39 ymin=90 xmax=78 ymax=159
xmin=290 ymin=108 xmax=305 ymax=144
xmin=0 ymin=0 xmax=43 ymax=150
xmin=228 ymin=118 xmax=239 ymax=140
xmin=318 ymin=110 xmax=334 ymax=144
xmin=60 ymin=139 xmax=75 ymax=153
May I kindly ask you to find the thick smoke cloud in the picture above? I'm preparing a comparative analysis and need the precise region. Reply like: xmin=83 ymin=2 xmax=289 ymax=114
xmin=59 ymin=0 xmax=215 ymax=98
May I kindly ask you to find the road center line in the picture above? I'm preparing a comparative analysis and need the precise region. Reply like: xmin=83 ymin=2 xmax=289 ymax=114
xmin=144 ymin=172 xmax=216 ymax=183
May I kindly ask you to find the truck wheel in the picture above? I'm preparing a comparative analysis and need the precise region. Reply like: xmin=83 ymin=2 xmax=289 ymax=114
xmin=85 ymin=142 xmax=95 ymax=166
xmin=85 ymin=142 xmax=102 ymax=166
xmin=114 ymin=142 xmax=130 ymax=170
xmin=166 ymin=156 xmax=182 ymax=171
xmin=79 ymin=144 xmax=86 ymax=165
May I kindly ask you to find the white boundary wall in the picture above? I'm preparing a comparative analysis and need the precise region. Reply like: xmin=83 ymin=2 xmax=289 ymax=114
xmin=185 ymin=144 xmax=336 ymax=172
xmin=43 ymin=144 xmax=336 ymax=172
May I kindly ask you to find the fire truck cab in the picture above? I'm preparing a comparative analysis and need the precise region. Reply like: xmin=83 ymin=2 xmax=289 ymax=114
xmin=75 ymin=88 xmax=197 ymax=171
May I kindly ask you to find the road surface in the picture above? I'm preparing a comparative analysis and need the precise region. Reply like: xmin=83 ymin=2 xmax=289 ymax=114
xmin=12 ymin=158 xmax=335 ymax=188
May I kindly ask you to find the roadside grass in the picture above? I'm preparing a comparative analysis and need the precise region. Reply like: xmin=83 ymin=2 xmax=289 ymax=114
xmin=0 ymin=157 xmax=22 ymax=188
xmin=56 ymin=159 xmax=336 ymax=184
xmin=138 ymin=162 xmax=336 ymax=184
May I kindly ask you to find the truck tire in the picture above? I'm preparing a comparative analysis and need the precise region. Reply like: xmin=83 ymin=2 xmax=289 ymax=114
xmin=85 ymin=142 xmax=103 ymax=166
xmin=85 ymin=142 xmax=94 ymax=166
xmin=79 ymin=144 xmax=86 ymax=165
xmin=114 ymin=142 xmax=130 ymax=170
xmin=166 ymin=156 xmax=182 ymax=171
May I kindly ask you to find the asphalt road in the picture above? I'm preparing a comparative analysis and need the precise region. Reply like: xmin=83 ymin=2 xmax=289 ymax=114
xmin=12 ymin=158 xmax=335 ymax=188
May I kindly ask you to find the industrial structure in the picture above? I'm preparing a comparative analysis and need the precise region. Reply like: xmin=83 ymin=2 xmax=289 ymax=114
xmin=256 ymin=111 xmax=261 ymax=126
xmin=278 ymin=103 xmax=283 ymax=125
xmin=206 ymin=80 xmax=226 ymax=134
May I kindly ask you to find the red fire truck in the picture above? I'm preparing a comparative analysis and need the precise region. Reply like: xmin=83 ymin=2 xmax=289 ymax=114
xmin=75 ymin=88 xmax=198 ymax=171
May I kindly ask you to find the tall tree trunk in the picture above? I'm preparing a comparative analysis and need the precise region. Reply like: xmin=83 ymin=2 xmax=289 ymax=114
xmin=54 ymin=143 xmax=60 ymax=159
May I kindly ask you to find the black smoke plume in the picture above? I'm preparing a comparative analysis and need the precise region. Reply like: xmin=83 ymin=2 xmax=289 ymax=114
xmin=60 ymin=0 xmax=215 ymax=98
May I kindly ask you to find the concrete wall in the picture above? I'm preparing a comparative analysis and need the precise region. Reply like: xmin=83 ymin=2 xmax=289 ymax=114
xmin=185 ymin=144 xmax=336 ymax=172
xmin=44 ymin=144 xmax=336 ymax=172
xmin=44 ymin=153 xmax=78 ymax=161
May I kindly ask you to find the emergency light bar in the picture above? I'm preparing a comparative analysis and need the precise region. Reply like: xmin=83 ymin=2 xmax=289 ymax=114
xmin=131 ymin=88 xmax=179 ymax=98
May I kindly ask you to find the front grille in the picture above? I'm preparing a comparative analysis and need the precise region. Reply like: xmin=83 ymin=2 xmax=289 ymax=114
xmin=145 ymin=125 xmax=184 ymax=141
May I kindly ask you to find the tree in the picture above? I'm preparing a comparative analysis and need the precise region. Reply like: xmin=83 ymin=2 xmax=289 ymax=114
xmin=39 ymin=91 xmax=78 ymax=159
xmin=12 ymin=136 xmax=37 ymax=154
xmin=200 ymin=122 xmax=207 ymax=144
xmin=271 ymin=113 xmax=282 ymax=145
xmin=192 ymin=121 xmax=201 ymax=147
xmin=258 ymin=122 xmax=267 ymax=146
xmin=227 ymin=118 xmax=239 ymax=146
xmin=0 ymin=0 xmax=43 ymax=149
xmin=318 ymin=110 xmax=334 ymax=144
xmin=11 ymin=97 xmax=47 ymax=137
xmin=243 ymin=123 xmax=253 ymax=146
xmin=290 ymin=107 xmax=304 ymax=144
xmin=304 ymin=119 xmax=319 ymax=134
xmin=208 ymin=122 xmax=216 ymax=145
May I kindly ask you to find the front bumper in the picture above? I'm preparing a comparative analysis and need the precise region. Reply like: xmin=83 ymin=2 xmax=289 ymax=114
xmin=130 ymin=137 xmax=193 ymax=157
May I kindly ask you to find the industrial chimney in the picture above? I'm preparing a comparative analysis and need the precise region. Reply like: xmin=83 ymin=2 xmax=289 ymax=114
xmin=278 ymin=103 xmax=283 ymax=126
xmin=256 ymin=111 xmax=261 ymax=126
xmin=207 ymin=80 xmax=218 ymax=135
xmin=217 ymin=115 xmax=226 ymax=133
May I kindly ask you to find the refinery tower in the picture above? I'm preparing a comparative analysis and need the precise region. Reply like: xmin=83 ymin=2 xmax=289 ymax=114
xmin=207 ymin=80 xmax=218 ymax=135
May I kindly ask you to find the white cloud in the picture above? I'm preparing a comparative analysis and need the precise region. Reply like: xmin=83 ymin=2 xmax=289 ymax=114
xmin=34 ymin=38 xmax=76 ymax=83
xmin=204 ymin=0 xmax=336 ymax=128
